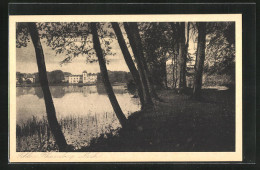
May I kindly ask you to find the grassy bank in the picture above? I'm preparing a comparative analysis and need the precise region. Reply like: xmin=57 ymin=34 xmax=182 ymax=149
xmin=17 ymin=87 xmax=235 ymax=152
xmin=78 ymin=88 xmax=235 ymax=152
xmin=16 ymin=113 xmax=120 ymax=152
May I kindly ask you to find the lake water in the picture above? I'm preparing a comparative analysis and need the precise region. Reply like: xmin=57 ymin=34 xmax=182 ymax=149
xmin=16 ymin=85 xmax=140 ymax=150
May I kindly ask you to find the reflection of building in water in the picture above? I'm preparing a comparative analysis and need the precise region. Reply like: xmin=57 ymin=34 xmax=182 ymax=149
xmin=82 ymin=86 xmax=97 ymax=96
xmin=67 ymin=71 xmax=97 ymax=84
xmin=63 ymin=86 xmax=98 ymax=97
xmin=16 ymin=87 xmax=36 ymax=96
xmin=51 ymin=86 xmax=65 ymax=98
xmin=64 ymin=86 xmax=84 ymax=93
xmin=96 ymin=84 xmax=127 ymax=95
xmin=17 ymin=87 xmax=66 ymax=99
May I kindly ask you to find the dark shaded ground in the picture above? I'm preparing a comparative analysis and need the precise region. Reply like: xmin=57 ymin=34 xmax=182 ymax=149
xmin=77 ymin=88 xmax=235 ymax=152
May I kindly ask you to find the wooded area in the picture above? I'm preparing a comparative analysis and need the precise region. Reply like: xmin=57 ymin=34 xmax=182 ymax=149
xmin=16 ymin=21 xmax=235 ymax=151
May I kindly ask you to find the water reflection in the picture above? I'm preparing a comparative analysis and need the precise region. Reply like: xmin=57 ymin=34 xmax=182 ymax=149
xmin=16 ymin=85 xmax=131 ymax=99
xmin=96 ymin=84 xmax=128 ymax=95
xmin=16 ymin=85 xmax=140 ymax=150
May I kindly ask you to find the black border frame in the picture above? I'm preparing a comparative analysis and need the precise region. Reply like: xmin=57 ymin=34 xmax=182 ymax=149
xmin=1 ymin=2 xmax=257 ymax=169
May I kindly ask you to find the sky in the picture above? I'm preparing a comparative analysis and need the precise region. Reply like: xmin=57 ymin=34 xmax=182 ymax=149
xmin=16 ymin=37 xmax=197 ymax=75
xmin=16 ymin=23 xmax=197 ymax=74
xmin=16 ymin=36 xmax=131 ymax=74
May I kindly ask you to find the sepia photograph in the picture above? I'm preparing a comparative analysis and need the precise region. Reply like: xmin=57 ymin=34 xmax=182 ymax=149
xmin=9 ymin=14 xmax=242 ymax=162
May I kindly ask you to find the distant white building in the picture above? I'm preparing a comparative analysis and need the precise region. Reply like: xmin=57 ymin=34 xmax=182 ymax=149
xmin=82 ymin=71 xmax=97 ymax=83
xmin=69 ymin=75 xmax=81 ymax=84
xmin=63 ymin=75 xmax=70 ymax=82
xmin=27 ymin=77 xmax=35 ymax=83
xmin=68 ymin=71 xmax=97 ymax=84
xmin=82 ymin=71 xmax=88 ymax=83
xmin=87 ymin=73 xmax=97 ymax=82
xmin=26 ymin=75 xmax=35 ymax=83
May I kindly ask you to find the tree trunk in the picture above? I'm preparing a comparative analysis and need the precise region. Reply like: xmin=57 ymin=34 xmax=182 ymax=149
xmin=183 ymin=22 xmax=190 ymax=88
xmin=111 ymin=22 xmax=145 ymax=109
xmin=163 ymin=60 xmax=168 ymax=88
xmin=146 ymin=69 xmax=160 ymax=99
xmin=177 ymin=22 xmax=187 ymax=91
xmin=91 ymin=22 xmax=127 ymax=127
xmin=145 ymin=50 xmax=165 ymax=90
xmin=170 ymin=23 xmax=179 ymax=89
xmin=170 ymin=54 xmax=175 ymax=89
xmin=149 ymin=59 xmax=166 ymax=90
xmin=128 ymin=22 xmax=160 ymax=101
xmin=27 ymin=23 xmax=68 ymax=151
xmin=174 ymin=53 xmax=178 ymax=89
xmin=193 ymin=22 xmax=206 ymax=98
xmin=123 ymin=22 xmax=153 ymax=107
xmin=185 ymin=22 xmax=190 ymax=54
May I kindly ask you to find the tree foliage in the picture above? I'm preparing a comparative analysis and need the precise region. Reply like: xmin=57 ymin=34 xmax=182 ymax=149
xmin=205 ymin=22 xmax=235 ymax=77
xmin=16 ymin=23 xmax=30 ymax=48
xmin=48 ymin=70 xmax=64 ymax=84
xmin=16 ymin=22 xmax=116 ymax=65
xmin=97 ymin=71 xmax=132 ymax=84
xmin=138 ymin=22 xmax=174 ymax=88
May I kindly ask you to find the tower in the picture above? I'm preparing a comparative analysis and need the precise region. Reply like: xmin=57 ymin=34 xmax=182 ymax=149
xmin=82 ymin=71 xmax=87 ymax=83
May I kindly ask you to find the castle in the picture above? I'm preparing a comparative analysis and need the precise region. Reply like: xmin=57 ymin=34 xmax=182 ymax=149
xmin=66 ymin=71 xmax=97 ymax=84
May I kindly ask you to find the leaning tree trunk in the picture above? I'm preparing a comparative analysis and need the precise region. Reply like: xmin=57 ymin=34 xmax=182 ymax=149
xmin=127 ymin=22 xmax=160 ymax=101
xmin=123 ymin=22 xmax=153 ymax=107
xmin=111 ymin=22 xmax=145 ymax=109
xmin=193 ymin=22 xmax=206 ymax=98
xmin=135 ymin=26 xmax=159 ymax=100
xmin=91 ymin=22 xmax=127 ymax=127
xmin=27 ymin=23 xmax=68 ymax=151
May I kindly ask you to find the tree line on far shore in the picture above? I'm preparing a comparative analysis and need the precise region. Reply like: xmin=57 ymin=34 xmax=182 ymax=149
xmin=16 ymin=70 xmax=66 ymax=84
xmin=17 ymin=70 xmax=133 ymax=85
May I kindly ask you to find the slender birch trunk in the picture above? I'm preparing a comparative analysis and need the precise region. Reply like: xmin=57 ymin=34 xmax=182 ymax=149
xmin=91 ymin=22 xmax=127 ymax=127
xmin=111 ymin=22 xmax=145 ymax=109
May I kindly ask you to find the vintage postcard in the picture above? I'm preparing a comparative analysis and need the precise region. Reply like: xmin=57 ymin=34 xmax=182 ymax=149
xmin=9 ymin=14 xmax=242 ymax=162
